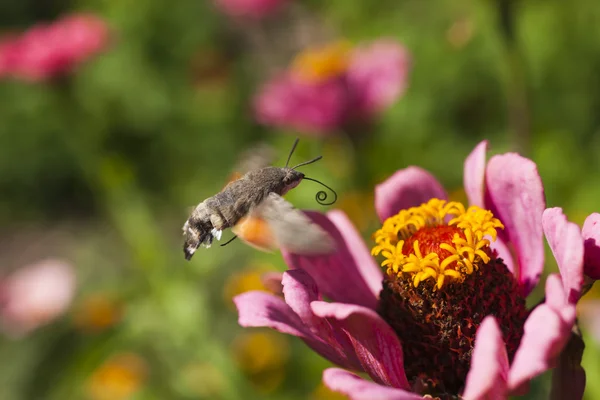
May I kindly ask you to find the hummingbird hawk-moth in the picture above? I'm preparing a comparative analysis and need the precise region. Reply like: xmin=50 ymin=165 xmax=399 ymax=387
xmin=182 ymin=139 xmax=337 ymax=260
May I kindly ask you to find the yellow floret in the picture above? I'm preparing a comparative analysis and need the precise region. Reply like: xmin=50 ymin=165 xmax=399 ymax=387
xmin=372 ymin=199 xmax=504 ymax=289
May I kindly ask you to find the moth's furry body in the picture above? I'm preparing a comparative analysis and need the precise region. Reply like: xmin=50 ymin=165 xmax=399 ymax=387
xmin=183 ymin=167 xmax=304 ymax=260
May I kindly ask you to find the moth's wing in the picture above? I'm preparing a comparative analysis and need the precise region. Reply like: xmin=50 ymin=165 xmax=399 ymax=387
xmin=258 ymin=193 xmax=335 ymax=255
xmin=231 ymin=213 xmax=278 ymax=252
xmin=225 ymin=142 xmax=276 ymax=187
xmin=234 ymin=142 xmax=275 ymax=174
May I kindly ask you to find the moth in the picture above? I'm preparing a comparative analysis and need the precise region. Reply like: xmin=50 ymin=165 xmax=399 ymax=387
xmin=182 ymin=139 xmax=337 ymax=260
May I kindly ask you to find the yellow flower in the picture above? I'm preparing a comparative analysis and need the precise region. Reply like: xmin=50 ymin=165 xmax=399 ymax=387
xmin=232 ymin=331 xmax=290 ymax=393
xmin=86 ymin=353 xmax=146 ymax=400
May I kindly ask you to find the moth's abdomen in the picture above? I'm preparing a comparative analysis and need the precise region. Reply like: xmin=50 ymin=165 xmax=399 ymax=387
xmin=183 ymin=199 xmax=221 ymax=260
xmin=208 ymin=190 xmax=244 ymax=229
xmin=212 ymin=178 xmax=264 ymax=226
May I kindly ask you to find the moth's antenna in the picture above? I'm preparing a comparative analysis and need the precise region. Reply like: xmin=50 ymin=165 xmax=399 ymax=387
xmin=220 ymin=235 xmax=238 ymax=247
xmin=291 ymin=156 xmax=322 ymax=170
xmin=285 ymin=138 xmax=300 ymax=168
xmin=303 ymin=177 xmax=338 ymax=206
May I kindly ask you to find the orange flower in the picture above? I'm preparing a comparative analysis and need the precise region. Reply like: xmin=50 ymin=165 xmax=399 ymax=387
xmin=74 ymin=294 xmax=122 ymax=333
xmin=86 ymin=353 xmax=146 ymax=400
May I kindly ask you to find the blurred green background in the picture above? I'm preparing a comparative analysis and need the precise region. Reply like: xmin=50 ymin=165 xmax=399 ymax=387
xmin=1 ymin=0 xmax=600 ymax=399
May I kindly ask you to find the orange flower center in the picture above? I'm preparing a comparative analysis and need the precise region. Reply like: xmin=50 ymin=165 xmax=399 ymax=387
xmin=291 ymin=41 xmax=351 ymax=83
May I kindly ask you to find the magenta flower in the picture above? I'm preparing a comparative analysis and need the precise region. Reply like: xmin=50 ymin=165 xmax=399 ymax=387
xmin=346 ymin=40 xmax=410 ymax=117
xmin=0 ymin=13 xmax=109 ymax=82
xmin=213 ymin=0 xmax=287 ymax=19
xmin=582 ymin=213 xmax=600 ymax=279
xmin=234 ymin=141 xmax=594 ymax=399
xmin=0 ymin=259 xmax=76 ymax=337
xmin=253 ymin=39 xmax=410 ymax=135
xmin=254 ymin=73 xmax=348 ymax=135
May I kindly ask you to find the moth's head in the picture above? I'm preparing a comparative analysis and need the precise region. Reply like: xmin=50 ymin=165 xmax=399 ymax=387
xmin=282 ymin=168 xmax=304 ymax=194
xmin=281 ymin=138 xmax=324 ymax=195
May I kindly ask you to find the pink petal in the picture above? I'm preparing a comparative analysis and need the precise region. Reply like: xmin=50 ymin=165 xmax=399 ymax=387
xmin=282 ymin=211 xmax=379 ymax=309
xmin=463 ymin=140 xmax=488 ymax=208
xmin=234 ymin=291 xmax=354 ymax=368
xmin=346 ymin=39 xmax=410 ymax=117
xmin=582 ymin=213 xmax=600 ymax=279
xmin=235 ymin=290 xmax=312 ymax=337
xmin=312 ymin=301 xmax=410 ymax=390
xmin=550 ymin=327 xmax=586 ymax=400
xmin=490 ymin=236 xmax=515 ymax=276
xmin=323 ymin=368 xmax=421 ymax=400
xmin=544 ymin=274 xmax=568 ymax=315
xmin=282 ymin=270 xmax=362 ymax=370
xmin=542 ymin=208 xmax=584 ymax=304
xmin=282 ymin=270 xmax=322 ymax=326
xmin=375 ymin=167 xmax=447 ymax=222
xmin=544 ymin=274 xmax=577 ymax=326
xmin=508 ymin=305 xmax=564 ymax=391
xmin=508 ymin=277 xmax=576 ymax=392
xmin=485 ymin=153 xmax=545 ymax=296
xmin=327 ymin=210 xmax=383 ymax=298
xmin=462 ymin=316 xmax=509 ymax=400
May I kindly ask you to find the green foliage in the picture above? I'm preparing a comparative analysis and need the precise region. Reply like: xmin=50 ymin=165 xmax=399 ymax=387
xmin=1 ymin=0 xmax=600 ymax=399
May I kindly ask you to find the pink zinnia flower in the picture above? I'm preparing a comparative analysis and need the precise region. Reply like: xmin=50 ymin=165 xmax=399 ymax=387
xmin=0 ymin=259 xmax=76 ymax=337
xmin=254 ymin=72 xmax=348 ymax=134
xmin=582 ymin=213 xmax=600 ymax=280
xmin=253 ymin=39 xmax=410 ymax=135
xmin=345 ymin=40 xmax=410 ymax=117
xmin=213 ymin=0 xmax=287 ymax=19
xmin=234 ymin=141 xmax=595 ymax=399
xmin=0 ymin=13 xmax=109 ymax=82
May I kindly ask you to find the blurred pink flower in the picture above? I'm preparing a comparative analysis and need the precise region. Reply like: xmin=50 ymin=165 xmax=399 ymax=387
xmin=213 ymin=0 xmax=286 ymax=19
xmin=0 ymin=37 xmax=14 ymax=78
xmin=253 ymin=39 xmax=410 ymax=135
xmin=0 ymin=259 xmax=76 ymax=337
xmin=254 ymin=73 xmax=347 ymax=135
xmin=235 ymin=141 xmax=595 ymax=399
xmin=346 ymin=40 xmax=410 ymax=117
xmin=0 ymin=13 xmax=109 ymax=82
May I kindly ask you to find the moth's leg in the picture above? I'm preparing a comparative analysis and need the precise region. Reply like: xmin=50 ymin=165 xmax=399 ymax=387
xmin=206 ymin=209 xmax=228 ymax=241
xmin=182 ymin=220 xmax=191 ymax=234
